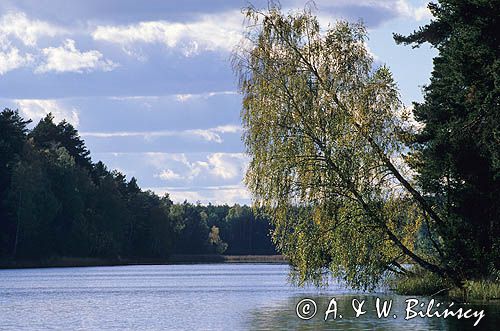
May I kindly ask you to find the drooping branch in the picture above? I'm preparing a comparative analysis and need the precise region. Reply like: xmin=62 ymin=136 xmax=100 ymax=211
xmin=316 ymin=138 xmax=451 ymax=280
xmin=264 ymin=12 xmax=447 ymax=230
xmin=234 ymin=5 xmax=456 ymax=286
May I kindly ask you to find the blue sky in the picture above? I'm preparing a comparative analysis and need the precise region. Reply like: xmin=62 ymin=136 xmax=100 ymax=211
xmin=0 ymin=0 xmax=436 ymax=204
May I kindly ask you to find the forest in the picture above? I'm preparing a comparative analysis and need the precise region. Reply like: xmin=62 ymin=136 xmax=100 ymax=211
xmin=0 ymin=110 xmax=276 ymax=261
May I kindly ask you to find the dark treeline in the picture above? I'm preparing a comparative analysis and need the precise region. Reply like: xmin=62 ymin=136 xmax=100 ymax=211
xmin=0 ymin=109 xmax=276 ymax=260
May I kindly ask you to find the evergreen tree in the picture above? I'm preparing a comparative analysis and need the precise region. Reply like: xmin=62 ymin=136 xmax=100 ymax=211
xmin=0 ymin=109 xmax=31 ymax=255
xmin=395 ymin=0 xmax=500 ymax=278
xmin=7 ymin=140 xmax=60 ymax=258
xmin=30 ymin=114 xmax=92 ymax=169
xmin=0 ymin=110 xmax=277 ymax=261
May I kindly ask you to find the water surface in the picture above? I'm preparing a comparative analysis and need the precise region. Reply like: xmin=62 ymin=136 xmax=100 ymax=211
xmin=0 ymin=264 xmax=498 ymax=330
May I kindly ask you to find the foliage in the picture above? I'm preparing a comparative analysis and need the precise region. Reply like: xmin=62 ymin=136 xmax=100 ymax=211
xmin=395 ymin=0 xmax=500 ymax=279
xmin=449 ymin=280 xmax=500 ymax=302
xmin=0 ymin=110 xmax=276 ymax=260
xmin=394 ymin=270 xmax=500 ymax=302
xmin=222 ymin=204 xmax=275 ymax=254
xmin=0 ymin=109 xmax=31 ymax=250
xmin=232 ymin=4 xmax=455 ymax=289
xmin=208 ymin=226 xmax=228 ymax=254
xmin=393 ymin=268 xmax=452 ymax=296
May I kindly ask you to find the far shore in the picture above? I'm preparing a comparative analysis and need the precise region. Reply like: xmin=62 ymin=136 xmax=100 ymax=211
xmin=0 ymin=255 xmax=288 ymax=269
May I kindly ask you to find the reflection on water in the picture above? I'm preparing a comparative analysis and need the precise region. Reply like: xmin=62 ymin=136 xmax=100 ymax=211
xmin=0 ymin=264 xmax=498 ymax=330
xmin=247 ymin=295 xmax=500 ymax=330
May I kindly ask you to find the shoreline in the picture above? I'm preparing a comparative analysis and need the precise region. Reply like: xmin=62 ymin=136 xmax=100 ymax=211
xmin=0 ymin=255 xmax=288 ymax=269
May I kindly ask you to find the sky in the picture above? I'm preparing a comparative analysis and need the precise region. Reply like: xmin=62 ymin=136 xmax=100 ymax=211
xmin=0 ymin=0 xmax=437 ymax=205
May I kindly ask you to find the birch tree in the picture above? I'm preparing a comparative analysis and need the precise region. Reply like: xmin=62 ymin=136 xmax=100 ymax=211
xmin=232 ymin=4 xmax=454 ymax=289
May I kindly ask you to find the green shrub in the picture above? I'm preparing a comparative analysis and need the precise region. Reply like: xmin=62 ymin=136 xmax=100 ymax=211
xmin=392 ymin=269 xmax=452 ymax=296
xmin=449 ymin=280 xmax=500 ymax=302
xmin=392 ymin=268 xmax=500 ymax=302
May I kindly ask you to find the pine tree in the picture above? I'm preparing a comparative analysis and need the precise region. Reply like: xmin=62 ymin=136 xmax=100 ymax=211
xmin=395 ymin=0 xmax=500 ymax=278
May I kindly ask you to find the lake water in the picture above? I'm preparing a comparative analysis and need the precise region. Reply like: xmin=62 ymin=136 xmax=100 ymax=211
xmin=0 ymin=264 xmax=498 ymax=330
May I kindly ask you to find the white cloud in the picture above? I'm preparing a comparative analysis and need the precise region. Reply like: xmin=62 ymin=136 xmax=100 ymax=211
xmin=159 ymin=189 xmax=205 ymax=203
xmin=0 ymin=46 xmax=33 ymax=74
xmin=150 ymin=152 xmax=248 ymax=184
xmin=187 ymin=125 xmax=241 ymax=143
xmin=15 ymin=99 xmax=80 ymax=127
xmin=206 ymin=153 xmax=248 ymax=180
xmin=108 ymin=91 xmax=238 ymax=103
xmin=95 ymin=152 xmax=251 ymax=204
xmin=0 ymin=12 xmax=117 ymax=75
xmin=175 ymin=90 xmax=237 ymax=102
xmin=188 ymin=129 xmax=223 ymax=143
xmin=80 ymin=124 xmax=241 ymax=143
xmin=212 ymin=124 xmax=241 ymax=133
xmin=108 ymin=95 xmax=160 ymax=101
xmin=92 ymin=11 xmax=243 ymax=56
xmin=312 ymin=0 xmax=432 ymax=24
xmin=0 ymin=11 xmax=65 ymax=47
xmin=175 ymin=94 xmax=194 ymax=102
xmin=80 ymin=130 xmax=162 ymax=138
xmin=146 ymin=184 xmax=251 ymax=205
xmin=36 ymin=39 xmax=118 ymax=73
xmin=188 ymin=125 xmax=242 ymax=143
xmin=121 ymin=45 xmax=148 ymax=62
xmin=144 ymin=152 xmax=173 ymax=170
xmin=156 ymin=169 xmax=183 ymax=181
xmin=394 ymin=0 xmax=432 ymax=21
xmin=412 ymin=4 xmax=433 ymax=21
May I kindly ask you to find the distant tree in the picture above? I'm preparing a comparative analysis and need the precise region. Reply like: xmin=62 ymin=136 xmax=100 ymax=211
xmin=127 ymin=177 xmax=141 ymax=195
xmin=0 ymin=110 xmax=277 ymax=261
xmin=30 ymin=114 xmax=92 ymax=169
xmin=205 ymin=203 xmax=231 ymax=234
xmin=45 ymin=146 xmax=93 ymax=256
xmin=7 ymin=140 xmax=60 ymax=258
xmin=0 ymin=109 xmax=30 ymax=182
xmin=86 ymin=170 xmax=129 ymax=257
xmin=208 ymin=226 xmax=228 ymax=254
xmin=224 ymin=205 xmax=250 ymax=254
xmin=204 ymin=204 xmax=275 ymax=255
xmin=125 ymin=188 xmax=173 ymax=258
xmin=0 ymin=109 xmax=30 ymax=256
xmin=91 ymin=161 xmax=109 ymax=184
xmin=170 ymin=202 xmax=210 ymax=254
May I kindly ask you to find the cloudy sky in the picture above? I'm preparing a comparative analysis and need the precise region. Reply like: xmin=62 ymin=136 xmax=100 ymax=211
xmin=0 ymin=0 xmax=436 ymax=205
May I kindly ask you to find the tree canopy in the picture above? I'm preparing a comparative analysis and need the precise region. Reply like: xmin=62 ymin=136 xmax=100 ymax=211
xmin=394 ymin=0 xmax=500 ymax=279
xmin=0 ymin=110 xmax=276 ymax=261
xmin=232 ymin=3 xmax=489 ymax=288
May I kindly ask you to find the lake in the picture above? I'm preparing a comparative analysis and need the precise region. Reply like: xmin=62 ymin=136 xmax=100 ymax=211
xmin=0 ymin=264 xmax=498 ymax=330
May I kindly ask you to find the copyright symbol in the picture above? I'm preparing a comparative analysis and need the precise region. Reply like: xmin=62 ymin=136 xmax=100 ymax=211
xmin=296 ymin=298 xmax=317 ymax=320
